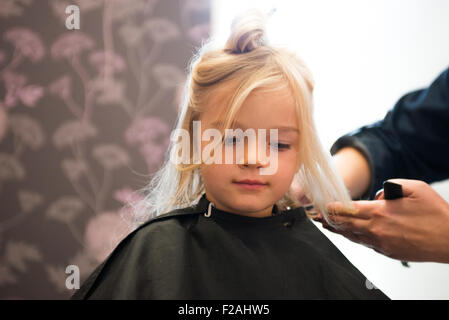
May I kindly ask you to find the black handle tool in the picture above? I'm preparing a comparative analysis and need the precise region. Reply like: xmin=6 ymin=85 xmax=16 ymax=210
xmin=382 ymin=181 xmax=409 ymax=267
xmin=383 ymin=181 xmax=403 ymax=200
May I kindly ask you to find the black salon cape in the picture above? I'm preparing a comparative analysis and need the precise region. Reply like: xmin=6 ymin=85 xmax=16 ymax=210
xmin=331 ymin=67 xmax=449 ymax=199
xmin=71 ymin=194 xmax=388 ymax=300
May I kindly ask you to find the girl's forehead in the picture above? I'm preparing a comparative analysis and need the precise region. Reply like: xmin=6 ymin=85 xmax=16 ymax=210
xmin=202 ymin=85 xmax=298 ymax=131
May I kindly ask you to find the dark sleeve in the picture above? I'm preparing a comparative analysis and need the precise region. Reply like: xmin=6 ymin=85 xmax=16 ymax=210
xmin=330 ymin=67 xmax=449 ymax=199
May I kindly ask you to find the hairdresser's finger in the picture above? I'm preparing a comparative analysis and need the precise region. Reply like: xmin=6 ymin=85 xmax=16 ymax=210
xmin=349 ymin=200 xmax=387 ymax=217
xmin=320 ymin=218 xmax=367 ymax=234
xmin=326 ymin=201 xmax=370 ymax=219
xmin=325 ymin=214 xmax=371 ymax=233
xmin=321 ymin=222 xmax=376 ymax=248
xmin=329 ymin=200 xmax=387 ymax=219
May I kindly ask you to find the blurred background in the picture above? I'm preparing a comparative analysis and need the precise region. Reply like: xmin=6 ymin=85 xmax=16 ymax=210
xmin=0 ymin=0 xmax=448 ymax=299
xmin=0 ymin=0 xmax=210 ymax=299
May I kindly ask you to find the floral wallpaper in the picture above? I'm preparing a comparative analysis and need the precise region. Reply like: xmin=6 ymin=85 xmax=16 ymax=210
xmin=0 ymin=0 xmax=210 ymax=299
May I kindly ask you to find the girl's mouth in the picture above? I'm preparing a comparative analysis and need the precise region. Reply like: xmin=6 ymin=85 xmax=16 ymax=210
xmin=233 ymin=179 xmax=267 ymax=190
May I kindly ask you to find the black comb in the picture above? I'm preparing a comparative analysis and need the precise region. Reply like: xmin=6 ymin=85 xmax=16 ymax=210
xmin=383 ymin=181 xmax=403 ymax=200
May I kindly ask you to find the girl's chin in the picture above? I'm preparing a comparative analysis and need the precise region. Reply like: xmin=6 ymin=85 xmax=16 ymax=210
xmin=225 ymin=200 xmax=274 ymax=214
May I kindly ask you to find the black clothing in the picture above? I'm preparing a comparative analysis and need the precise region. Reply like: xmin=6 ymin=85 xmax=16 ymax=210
xmin=72 ymin=194 xmax=388 ymax=300
xmin=331 ymin=67 xmax=449 ymax=199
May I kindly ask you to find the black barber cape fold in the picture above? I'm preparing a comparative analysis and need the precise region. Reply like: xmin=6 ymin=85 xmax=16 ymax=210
xmin=71 ymin=194 xmax=389 ymax=299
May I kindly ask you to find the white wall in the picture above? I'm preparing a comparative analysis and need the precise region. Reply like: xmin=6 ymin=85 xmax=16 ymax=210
xmin=212 ymin=0 xmax=449 ymax=299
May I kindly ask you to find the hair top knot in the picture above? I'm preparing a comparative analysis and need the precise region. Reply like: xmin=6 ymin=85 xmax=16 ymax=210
xmin=224 ymin=9 xmax=269 ymax=54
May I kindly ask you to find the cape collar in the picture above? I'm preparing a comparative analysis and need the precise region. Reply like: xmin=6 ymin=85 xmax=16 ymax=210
xmin=141 ymin=193 xmax=306 ymax=228
xmin=196 ymin=193 xmax=280 ymax=216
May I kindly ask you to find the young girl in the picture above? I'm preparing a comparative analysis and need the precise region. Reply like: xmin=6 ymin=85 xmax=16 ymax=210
xmin=72 ymin=11 xmax=388 ymax=300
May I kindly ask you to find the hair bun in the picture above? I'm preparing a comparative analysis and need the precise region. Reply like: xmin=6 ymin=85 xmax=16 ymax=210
xmin=224 ymin=9 xmax=269 ymax=54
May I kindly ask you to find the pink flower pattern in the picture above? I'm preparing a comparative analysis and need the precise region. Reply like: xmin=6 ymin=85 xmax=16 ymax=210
xmin=84 ymin=212 xmax=131 ymax=263
xmin=4 ymin=27 xmax=45 ymax=63
xmin=51 ymin=32 xmax=95 ymax=60
xmin=2 ymin=71 xmax=45 ymax=109
xmin=114 ymin=186 xmax=144 ymax=205
xmin=48 ymin=75 xmax=72 ymax=100
xmin=125 ymin=117 xmax=170 ymax=170
xmin=89 ymin=50 xmax=126 ymax=75
xmin=0 ymin=0 xmax=210 ymax=299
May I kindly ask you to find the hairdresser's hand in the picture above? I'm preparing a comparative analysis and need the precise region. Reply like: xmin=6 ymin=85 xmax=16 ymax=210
xmin=314 ymin=179 xmax=449 ymax=263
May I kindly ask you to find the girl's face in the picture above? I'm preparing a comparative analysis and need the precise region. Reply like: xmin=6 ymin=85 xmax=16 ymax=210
xmin=200 ymin=84 xmax=300 ymax=217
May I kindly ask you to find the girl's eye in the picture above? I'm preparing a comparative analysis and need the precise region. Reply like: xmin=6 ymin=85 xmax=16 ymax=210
xmin=223 ymin=136 xmax=240 ymax=145
xmin=270 ymin=142 xmax=291 ymax=150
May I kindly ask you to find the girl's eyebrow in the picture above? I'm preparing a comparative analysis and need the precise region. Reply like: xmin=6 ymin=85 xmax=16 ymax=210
xmin=211 ymin=120 xmax=299 ymax=133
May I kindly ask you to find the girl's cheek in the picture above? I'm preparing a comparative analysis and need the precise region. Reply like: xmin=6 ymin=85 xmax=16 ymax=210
xmin=278 ymin=150 xmax=300 ymax=170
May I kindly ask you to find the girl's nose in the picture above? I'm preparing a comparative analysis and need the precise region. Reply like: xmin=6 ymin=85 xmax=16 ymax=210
xmin=236 ymin=140 xmax=268 ymax=169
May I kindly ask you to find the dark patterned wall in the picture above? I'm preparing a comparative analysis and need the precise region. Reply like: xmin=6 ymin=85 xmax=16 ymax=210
xmin=0 ymin=0 xmax=210 ymax=299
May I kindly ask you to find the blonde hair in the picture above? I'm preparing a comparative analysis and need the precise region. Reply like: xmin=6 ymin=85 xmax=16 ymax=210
xmin=128 ymin=10 xmax=353 ymax=228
